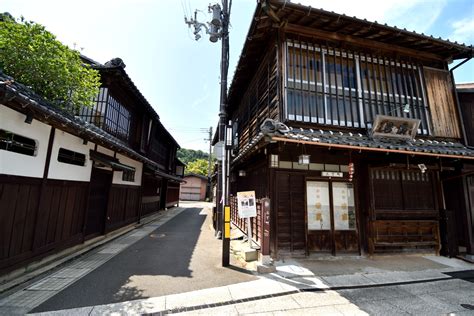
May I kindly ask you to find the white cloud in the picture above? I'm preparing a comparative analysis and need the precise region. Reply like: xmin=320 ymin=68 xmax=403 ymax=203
xmin=449 ymin=17 xmax=474 ymax=44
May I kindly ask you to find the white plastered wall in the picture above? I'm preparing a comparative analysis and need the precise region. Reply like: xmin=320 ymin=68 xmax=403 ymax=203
xmin=0 ymin=104 xmax=51 ymax=178
xmin=112 ymin=153 xmax=143 ymax=186
xmin=47 ymin=129 xmax=94 ymax=181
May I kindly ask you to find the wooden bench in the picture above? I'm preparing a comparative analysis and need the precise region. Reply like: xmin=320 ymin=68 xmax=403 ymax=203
xmin=368 ymin=220 xmax=440 ymax=254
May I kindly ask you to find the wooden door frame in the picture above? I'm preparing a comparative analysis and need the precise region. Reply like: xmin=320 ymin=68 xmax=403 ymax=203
xmin=84 ymin=166 xmax=112 ymax=240
xmin=304 ymin=176 xmax=360 ymax=256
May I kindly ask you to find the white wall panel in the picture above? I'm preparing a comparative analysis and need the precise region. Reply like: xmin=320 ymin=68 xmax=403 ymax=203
xmin=47 ymin=129 xmax=93 ymax=182
xmin=0 ymin=104 xmax=51 ymax=178
xmin=112 ymin=153 xmax=143 ymax=186
xmin=97 ymin=145 xmax=115 ymax=157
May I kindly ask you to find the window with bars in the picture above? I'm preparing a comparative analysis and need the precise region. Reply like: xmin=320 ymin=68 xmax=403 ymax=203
xmin=122 ymin=169 xmax=135 ymax=182
xmin=370 ymin=169 xmax=436 ymax=211
xmin=285 ymin=40 xmax=432 ymax=135
xmin=57 ymin=148 xmax=86 ymax=166
xmin=79 ymin=87 xmax=131 ymax=141
xmin=0 ymin=130 xmax=37 ymax=156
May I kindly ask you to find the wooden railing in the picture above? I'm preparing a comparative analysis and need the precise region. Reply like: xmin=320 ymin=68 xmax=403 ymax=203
xmin=230 ymin=195 xmax=262 ymax=246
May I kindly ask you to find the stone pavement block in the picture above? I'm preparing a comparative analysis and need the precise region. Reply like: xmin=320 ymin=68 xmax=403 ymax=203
xmin=333 ymin=303 xmax=369 ymax=315
xmin=321 ymin=274 xmax=375 ymax=287
xmin=89 ymin=296 xmax=166 ymax=316
xmin=227 ymin=278 xmax=292 ymax=300
xmin=337 ymin=285 xmax=409 ymax=303
xmin=355 ymin=299 xmax=410 ymax=316
xmin=290 ymin=291 xmax=350 ymax=308
xmin=164 ymin=286 xmax=232 ymax=309
xmin=273 ymin=305 xmax=343 ymax=315
xmin=27 ymin=277 xmax=72 ymax=291
xmin=52 ymin=268 xmax=91 ymax=279
xmin=233 ymin=294 xmax=300 ymax=314
xmin=1 ymin=289 xmax=55 ymax=308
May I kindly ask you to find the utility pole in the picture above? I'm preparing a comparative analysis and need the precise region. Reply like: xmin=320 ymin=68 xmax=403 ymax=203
xmin=185 ymin=1 xmax=231 ymax=267
xmin=205 ymin=126 xmax=213 ymax=201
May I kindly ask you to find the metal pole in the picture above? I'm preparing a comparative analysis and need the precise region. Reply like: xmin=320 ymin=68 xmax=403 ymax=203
xmin=207 ymin=126 xmax=213 ymax=201
xmin=220 ymin=0 xmax=230 ymax=267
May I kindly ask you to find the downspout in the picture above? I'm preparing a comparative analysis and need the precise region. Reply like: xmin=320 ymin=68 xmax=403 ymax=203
xmin=449 ymin=56 xmax=472 ymax=149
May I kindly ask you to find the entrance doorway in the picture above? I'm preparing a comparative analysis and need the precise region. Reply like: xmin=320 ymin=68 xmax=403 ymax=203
xmin=85 ymin=168 xmax=112 ymax=238
xmin=306 ymin=180 xmax=359 ymax=255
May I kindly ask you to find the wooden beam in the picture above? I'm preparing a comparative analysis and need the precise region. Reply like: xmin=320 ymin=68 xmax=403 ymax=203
xmin=283 ymin=23 xmax=444 ymax=61
xmin=270 ymin=136 xmax=474 ymax=160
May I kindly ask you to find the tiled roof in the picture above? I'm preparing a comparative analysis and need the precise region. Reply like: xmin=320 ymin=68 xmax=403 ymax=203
xmin=232 ymin=127 xmax=474 ymax=163
xmin=0 ymin=72 xmax=183 ymax=181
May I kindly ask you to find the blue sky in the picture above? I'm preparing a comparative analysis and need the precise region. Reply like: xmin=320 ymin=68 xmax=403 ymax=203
xmin=3 ymin=0 xmax=473 ymax=151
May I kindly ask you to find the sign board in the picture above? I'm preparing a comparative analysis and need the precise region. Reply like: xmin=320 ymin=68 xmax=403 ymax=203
xmin=237 ymin=190 xmax=257 ymax=218
xmin=321 ymin=171 xmax=343 ymax=178
xmin=213 ymin=141 xmax=225 ymax=161
xmin=371 ymin=115 xmax=420 ymax=141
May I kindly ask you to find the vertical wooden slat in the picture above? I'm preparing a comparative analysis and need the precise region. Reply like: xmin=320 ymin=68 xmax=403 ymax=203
xmin=313 ymin=43 xmax=320 ymax=122
xmin=363 ymin=53 xmax=374 ymax=123
xmin=333 ymin=48 xmax=340 ymax=125
xmin=387 ymin=57 xmax=397 ymax=115
xmin=340 ymin=49 xmax=347 ymax=126
xmin=320 ymin=44 xmax=327 ymax=124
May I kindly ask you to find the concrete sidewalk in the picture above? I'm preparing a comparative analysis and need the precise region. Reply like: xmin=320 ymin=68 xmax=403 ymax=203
xmin=28 ymin=255 xmax=474 ymax=315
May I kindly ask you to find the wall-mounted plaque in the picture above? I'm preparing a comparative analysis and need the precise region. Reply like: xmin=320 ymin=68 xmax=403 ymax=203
xmin=371 ymin=115 xmax=421 ymax=141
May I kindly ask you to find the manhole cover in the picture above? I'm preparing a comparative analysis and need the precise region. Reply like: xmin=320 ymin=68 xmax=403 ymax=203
xmin=461 ymin=304 xmax=474 ymax=310
xmin=149 ymin=233 xmax=166 ymax=238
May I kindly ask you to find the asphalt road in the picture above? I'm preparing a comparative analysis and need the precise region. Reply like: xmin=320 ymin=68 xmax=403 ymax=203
xmin=32 ymin=204 xmax=256 ymax=313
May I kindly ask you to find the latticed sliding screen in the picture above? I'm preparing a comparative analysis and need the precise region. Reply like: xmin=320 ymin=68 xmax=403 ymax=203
xmin=285 ymin=39 xmax=432 ymax=135
xmin=79 ymin=87 xmax=131 ymax=141
xmin=370 ymin=169 xmax=436 ymax=211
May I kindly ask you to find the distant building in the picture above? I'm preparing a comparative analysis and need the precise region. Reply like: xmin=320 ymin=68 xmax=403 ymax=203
xmin=180 ymin=173 xmax=209 ymax=201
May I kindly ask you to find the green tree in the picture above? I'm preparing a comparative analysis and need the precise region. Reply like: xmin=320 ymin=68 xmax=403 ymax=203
xmin=0 ymin=14 xmax=100 ymax=110
xmin=186 ymin=159 xmax=209 ymax=176
xmin=177 ymin=148 xmax=210 ymax=165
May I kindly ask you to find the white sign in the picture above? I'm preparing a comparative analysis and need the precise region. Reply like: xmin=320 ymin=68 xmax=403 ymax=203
xmin=321 ymin=171 xmax=343 ymax=178
xmin=237 ymin=191 xmax=257 ymax=218
xmin=213 ymin=141 xmax=225 ymax=161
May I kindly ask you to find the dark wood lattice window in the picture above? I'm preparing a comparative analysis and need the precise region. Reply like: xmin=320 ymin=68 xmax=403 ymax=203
xmin=57 ymin=148 xmax=86 ymax=166
xmin=0 ymin=129 xmax=37 ymax=156
xmin=79 ymin=87 xmax=131 ymax=141
xmin=285 ymin=39 xmax=432 ymax=135
xmin=122 ymin=169 xmax=135 ymax=182
xmin=371 ymin=168 xmax=436 ymax=211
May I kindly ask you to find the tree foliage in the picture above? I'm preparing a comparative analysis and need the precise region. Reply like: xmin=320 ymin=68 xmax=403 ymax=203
xmin=177 ymin=148 xmax=210 ymax=165
xmin=186 ymin=159 xmax=209 ymax=176
xmin=0 ymin=14 xmax=100 ymax=110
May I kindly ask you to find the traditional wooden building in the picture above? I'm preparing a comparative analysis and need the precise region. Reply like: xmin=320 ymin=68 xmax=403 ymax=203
xmin=0 ymin=57 xmax=183 ymax=274
xmin=227 ymin=0 xmax=474 ymax=258
xmin=180 ymin=173 xmax=209 ymax=201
